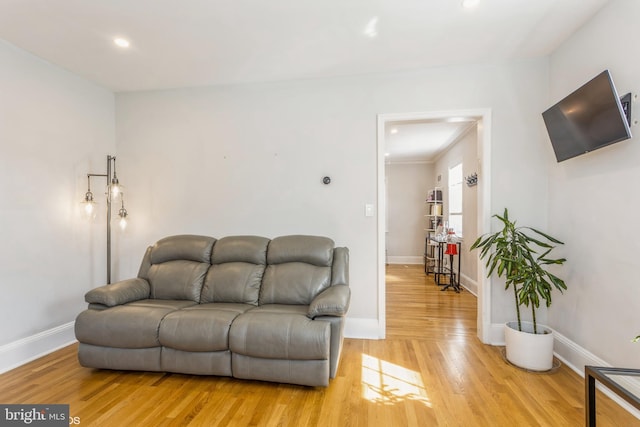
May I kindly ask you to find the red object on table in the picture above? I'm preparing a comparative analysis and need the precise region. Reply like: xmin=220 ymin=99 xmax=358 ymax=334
xmin=445 ymin=243 xmax=458 ymax=256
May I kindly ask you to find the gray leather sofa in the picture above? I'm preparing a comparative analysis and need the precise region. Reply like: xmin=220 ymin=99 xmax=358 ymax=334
xmin=74 ymin=234 xmax=350 ymax=387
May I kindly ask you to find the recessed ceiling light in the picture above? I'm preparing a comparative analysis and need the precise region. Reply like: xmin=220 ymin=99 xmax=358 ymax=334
xmin=385 ymin=153 xmax=390 ymax=157
xmin=364 ymin=17 xmax=379 ymax=38
xmin=390 ymin=128 xmax=398 ymax=134
xmin=113 ymin=38 xmax=130 ymax=48
xmin=462 ymin=0 xmax=480 ymax=9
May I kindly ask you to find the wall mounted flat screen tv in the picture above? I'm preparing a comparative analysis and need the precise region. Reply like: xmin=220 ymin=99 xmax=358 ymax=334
xmin=542 ymin=70 xmax=632 ymax=162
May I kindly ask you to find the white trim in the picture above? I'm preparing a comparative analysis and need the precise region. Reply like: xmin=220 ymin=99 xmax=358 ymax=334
xmin=459 ymin=273 xmax=478 ymax=296
xmin=0 ymin=322 xmax=76 ymax=374
xmin=476 ymin=111 xmax=492 ymax=344
xmin=489 ymin=323 xmax=640 ymax=420
xmin=385 ymin=159 xmax=434 ymax=165
xmin=490 ymin=322 xmax=506 ymax=345
xmin=387 ymin=256 xmax=423 ymax=265
xmin=377 ymin=116 xmax=387 ymax=339
xmin=344 ymin=317 xmax=381 ymax=339
xmin=553 ymin=329 xmax=640 ymax=420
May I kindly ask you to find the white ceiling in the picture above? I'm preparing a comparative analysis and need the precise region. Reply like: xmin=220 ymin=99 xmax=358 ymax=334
xmin=0 ymin=0 xmax=611 ymax=160
xmin=0 ymin=0 xmax=610 ymax=93
xmin=385 ymin=119 xmax=477 ymax=163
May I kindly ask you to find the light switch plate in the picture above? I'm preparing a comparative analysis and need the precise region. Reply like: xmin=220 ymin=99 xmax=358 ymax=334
xmin=365 ymin=204 xmax=375 ymax=217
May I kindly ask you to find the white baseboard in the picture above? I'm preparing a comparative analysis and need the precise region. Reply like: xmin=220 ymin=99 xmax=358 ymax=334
xmin=553 ymin=329 xmax=640 ymax=420
xmin=344 ymin=317 xmax=381 ymax=339
xmin=489 ymin=322 xmax=506 ymax=345
xmin=489 ymin=322 xmax=640 ymax=420
xmin=460 ymin=274 xmax=478 ymax=296
xmin=0 ymin=322 xmax=77 ymax=374
xmin=386 ymin=256 xmax=423 ymax=265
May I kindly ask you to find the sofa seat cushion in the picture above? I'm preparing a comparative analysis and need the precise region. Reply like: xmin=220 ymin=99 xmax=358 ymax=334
xmin=159 ymin=303 xmax=253 ymax=352
xmin=229 ymin=310 xmax=330 ymax=360
xmin=75 ymin=300 xmax=195 ymax=349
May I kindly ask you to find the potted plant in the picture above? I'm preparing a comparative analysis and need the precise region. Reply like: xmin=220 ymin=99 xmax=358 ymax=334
xmin=471 ymin=208 xmax=567 ymax=371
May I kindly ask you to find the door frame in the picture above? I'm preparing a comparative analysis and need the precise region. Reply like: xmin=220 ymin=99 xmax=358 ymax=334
xmin=376 ymin=109 xmax=492 ymax=342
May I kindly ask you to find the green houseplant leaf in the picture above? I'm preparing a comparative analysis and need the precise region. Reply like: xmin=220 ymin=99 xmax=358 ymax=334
xmin=470 ymin=208 xmax=567 ymax=334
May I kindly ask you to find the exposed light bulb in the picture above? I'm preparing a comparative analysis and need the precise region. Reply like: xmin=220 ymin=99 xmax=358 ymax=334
xmin=82 ymin=190 xmax=97 ymax=219
xmin=118 ymin=200 xmax=128 ymax=231
xmin=110 ymin=176 xmax=123 ymax=197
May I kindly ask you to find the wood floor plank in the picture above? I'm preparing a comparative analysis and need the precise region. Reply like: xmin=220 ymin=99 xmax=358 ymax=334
xmin=0 ymin=264 xmax=637 ymax=426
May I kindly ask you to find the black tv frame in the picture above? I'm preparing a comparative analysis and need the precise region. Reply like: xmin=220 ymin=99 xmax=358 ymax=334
xmin=542 ymin=70 xmax=633 ymax=162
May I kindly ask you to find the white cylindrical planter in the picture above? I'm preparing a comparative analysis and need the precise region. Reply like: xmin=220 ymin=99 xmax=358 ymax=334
xmin=504 ymin=321 xmax=554 ymax=371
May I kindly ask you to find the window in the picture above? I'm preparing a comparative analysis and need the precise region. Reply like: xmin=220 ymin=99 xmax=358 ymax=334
xmin=448 ymin=163 xmax=463 ymax=236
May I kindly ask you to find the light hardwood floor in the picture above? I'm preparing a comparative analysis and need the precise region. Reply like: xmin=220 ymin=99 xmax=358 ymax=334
xmin=0 ymin=264 xmax=637 ymax=426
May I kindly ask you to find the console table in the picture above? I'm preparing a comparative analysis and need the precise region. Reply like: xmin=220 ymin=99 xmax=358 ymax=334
xmin=585 ymin=365 xmax=640 ymax=426
xmin=438 ymin=240 xmax=461 ymax=292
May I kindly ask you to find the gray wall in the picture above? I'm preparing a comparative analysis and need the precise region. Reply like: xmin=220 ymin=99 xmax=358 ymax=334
xmin=434 ymin=125 xmax=479 ymax=293
xmin=546 ymin=0 xmax=640 ymax=370
xmin=115 ymin=59 xmax=550 ymax=337
xmin=0 ymin=40 xmax=115 ymax=347
xmin=385 ymin=162 xmax=434 ymax=263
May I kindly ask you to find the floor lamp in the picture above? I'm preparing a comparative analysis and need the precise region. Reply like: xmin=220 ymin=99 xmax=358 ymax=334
xmin=82 ymin=155 xmax=128 ymax=284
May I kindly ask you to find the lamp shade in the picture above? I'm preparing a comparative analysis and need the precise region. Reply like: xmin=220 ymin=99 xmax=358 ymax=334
xmin=444 ymin=243 xmax=458 ymax=256
xmin=82 ymin=191 xmax=97 ymax=219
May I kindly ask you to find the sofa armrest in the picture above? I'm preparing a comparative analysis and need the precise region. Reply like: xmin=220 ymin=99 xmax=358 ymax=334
xmin=84 ymin=278 xmax=150 ymax=307
xmin=308 ymin=285 xmax=350 ymax=319
xmin=331 ymin=247 xmax=349 ymax=286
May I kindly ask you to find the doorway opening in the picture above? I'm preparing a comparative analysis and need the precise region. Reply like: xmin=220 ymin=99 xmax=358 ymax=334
xmin=377 ymin=109 xmax=492 ymax=343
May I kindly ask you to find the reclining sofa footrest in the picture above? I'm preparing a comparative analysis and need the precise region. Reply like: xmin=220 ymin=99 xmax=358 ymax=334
xmin=78 ymin=343 xmax=161 ymax=372
xmin=232 ymin=354 xmax=329 ymax=387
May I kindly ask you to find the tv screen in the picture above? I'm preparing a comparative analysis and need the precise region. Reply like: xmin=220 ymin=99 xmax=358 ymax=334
xmin=542 ymin=70 xmax=632 ymax=162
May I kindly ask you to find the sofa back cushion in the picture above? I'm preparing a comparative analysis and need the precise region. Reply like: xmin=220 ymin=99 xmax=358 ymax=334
xmin=201 ymin=236 xmax=269 ymax=305
xmin=145 ymin=235 xmax=216 ymax=302
xmin=260 ymin=235 xmax=334 ymax=305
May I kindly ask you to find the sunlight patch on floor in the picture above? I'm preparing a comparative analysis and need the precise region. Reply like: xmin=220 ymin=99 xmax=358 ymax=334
xmin=361 ymin=353 xmax=431 ymax=407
